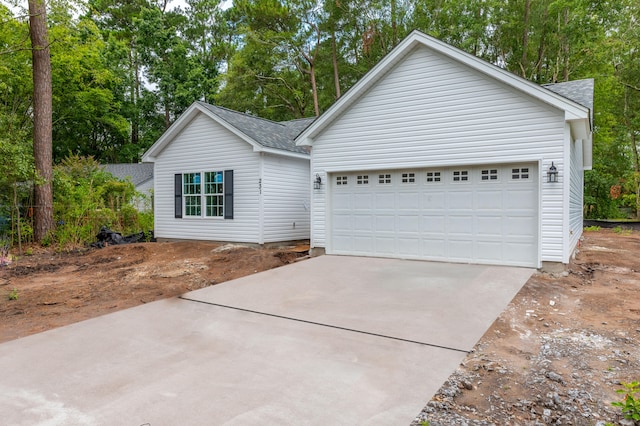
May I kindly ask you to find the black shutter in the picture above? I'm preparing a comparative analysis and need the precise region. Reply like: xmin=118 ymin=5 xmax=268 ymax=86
xmin=174 ymin=174 xmax=182 ymax=218
xmin=224 ymin=170 xmax=234 ymax=219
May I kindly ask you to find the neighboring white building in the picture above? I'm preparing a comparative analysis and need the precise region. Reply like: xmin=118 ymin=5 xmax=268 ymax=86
xmin=103 ymin=163 xmax=154 ymax=211
xmin=296 ymin=30 xmax=593 ymax=268
xmin=142 ymin=101 xmax=312 ymax=244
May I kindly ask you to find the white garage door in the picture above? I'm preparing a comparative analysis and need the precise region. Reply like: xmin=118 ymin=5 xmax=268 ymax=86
xmin=330 ymin=164 xmax=538 ymax=267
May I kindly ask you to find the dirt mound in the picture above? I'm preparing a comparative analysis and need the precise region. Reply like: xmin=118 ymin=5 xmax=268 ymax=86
xmin=413 ymin=229 xmax=640 ymax=425
xmin=0 ymin=241 xmax=307 ymax=343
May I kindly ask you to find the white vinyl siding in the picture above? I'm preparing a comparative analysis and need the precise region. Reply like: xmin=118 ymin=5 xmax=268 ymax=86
xmin=310 ymin=45 xmax=567 ymax=264
xmin=261 ymin=154 xmax=310 ymax=242
xmin=569 ymin=137 xmax=584 ymax=257
xmin=153 ymin=113 xmax=261 ymax=242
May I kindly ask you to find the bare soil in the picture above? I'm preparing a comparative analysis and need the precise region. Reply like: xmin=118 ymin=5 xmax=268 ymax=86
xmin=1 ymin=231 xmax=638 ymax=425
xmin=414 ymin=229 xmax=640 ymax=425
xmin=0 ymin=241 xmax=307 ymax=343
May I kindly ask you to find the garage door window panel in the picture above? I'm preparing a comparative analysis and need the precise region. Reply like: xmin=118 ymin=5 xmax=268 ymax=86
xmin=401 ymin=172 xmax=416 ymax=183
xmin=426 ymin=171 xmax=442 ymax=183
xmin=336 ymin=176 xmax=348 ymax=186
xmin=480 ymin=169 xmax=499 ymax=181
xmin=452 ymin=170 xmax=469 ymax=182
xmin=511 ymin=168 xmax=530 ymax=180
xmin=378 ymin=174 xmax=392 ymax=184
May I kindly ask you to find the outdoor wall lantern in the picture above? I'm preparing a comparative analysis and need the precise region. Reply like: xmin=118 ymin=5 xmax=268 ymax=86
xmin=547 ymin=162 xmax=558 ymax=183
xmin=314 ymin=173 xmax=322 ymax=190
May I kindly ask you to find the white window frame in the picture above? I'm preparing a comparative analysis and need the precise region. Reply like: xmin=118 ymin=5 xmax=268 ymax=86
xmin=183 ymin=171 xmax=224 ymax=218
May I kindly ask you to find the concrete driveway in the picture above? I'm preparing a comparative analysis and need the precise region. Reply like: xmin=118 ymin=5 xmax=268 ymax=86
xmin=0 ymin=256 xmax=533 ymax=425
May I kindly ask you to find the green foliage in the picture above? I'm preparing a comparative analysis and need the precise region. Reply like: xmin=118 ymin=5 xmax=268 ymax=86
xmin=2 ymin=0 xmax=640 ymax=221
xmin=612 ymin=226 xmax=632 ymax=235
xmin=584 ymin=226 xmax=601 ymax=232
xmin=8 ymin=288 xmax=18 ymax=301
xmin=52 ymin=155 xmax=153 ymax=248
xmin=612 ymin=381 xmax=640 ymax=422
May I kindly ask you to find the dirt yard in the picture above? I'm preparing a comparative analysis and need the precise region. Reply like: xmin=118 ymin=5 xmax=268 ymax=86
xmin=1 ymin=231 xmax=638 ymax=425
xmin=414 ymin=229 xmax=640 ymax=425
xmin=0 ymin=241 xmax=307 ymax=343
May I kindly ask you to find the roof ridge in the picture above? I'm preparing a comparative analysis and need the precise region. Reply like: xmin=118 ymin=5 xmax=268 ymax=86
xmin=196 ymin=101 xmax=287 ymax=128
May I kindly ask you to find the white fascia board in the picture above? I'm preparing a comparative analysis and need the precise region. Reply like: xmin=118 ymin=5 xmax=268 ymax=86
xmin=257 ymin=146 xmax=310 ymax=160
xmin=296 ymin=30 xmax=590 ymax=146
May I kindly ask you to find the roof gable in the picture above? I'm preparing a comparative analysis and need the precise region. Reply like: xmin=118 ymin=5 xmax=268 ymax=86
xmin=143 ymin=102 xmax=312 ymax=161
xmin=296 ymin=30 xmax=592 ymax=146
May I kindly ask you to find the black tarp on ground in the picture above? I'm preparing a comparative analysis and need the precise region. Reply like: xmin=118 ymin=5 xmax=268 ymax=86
xmin=91 ymin=227 xmax=154 ymax=248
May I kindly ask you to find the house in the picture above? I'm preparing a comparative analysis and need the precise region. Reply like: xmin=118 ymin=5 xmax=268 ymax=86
xmin=141 ymin=101 xmax=312 ymax=244
xmin=103 ymin=163 xmax=154 ymax=211
xmin=296 ymin=30 xmax=593 ymax=269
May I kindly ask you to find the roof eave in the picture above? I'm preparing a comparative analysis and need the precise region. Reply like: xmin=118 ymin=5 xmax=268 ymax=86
xmin=258 ymin=146 xmax=310 ymax=160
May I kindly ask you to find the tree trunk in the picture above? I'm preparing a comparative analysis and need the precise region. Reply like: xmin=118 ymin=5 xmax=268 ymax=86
xmin=521 ymin=0 xmax=530 ymax=77
xmin=391 ymin=0 xmax=398 ymax=47
xmin=310 ymin=61 xmax=319 ymax=117
xmin=13 ymin=184 xmax=22 ymax=254
xmin=332 ymin=29 xmax=341 ymax=99
xmin=562 ymin=8 xmax=569 ymax=81
xmin=28 ymin=0 xmax=54 ymax=243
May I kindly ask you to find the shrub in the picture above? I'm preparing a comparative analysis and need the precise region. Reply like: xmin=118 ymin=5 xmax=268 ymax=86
xmin=612 ymin=381 xmax=640 ymax=422
xmin=52 ymin=156 xmax=153 ymax=249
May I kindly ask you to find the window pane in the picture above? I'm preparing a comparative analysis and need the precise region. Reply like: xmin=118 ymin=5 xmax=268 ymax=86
xmin=184 ymin=173 xmax=201 ymax=195
xmin=205 ymin=171 xmax=224 ymax=217
xmin=185 ymin=195 xmax=201 ymax=216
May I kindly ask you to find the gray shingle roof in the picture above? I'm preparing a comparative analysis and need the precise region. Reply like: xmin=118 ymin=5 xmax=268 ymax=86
xmin=542 ymin=79 xmax=594 ymax=111
xmin=103 ymin=163 xmax=154 ymax=187
xmin=196 ymin=102 xmax=313 ymax=155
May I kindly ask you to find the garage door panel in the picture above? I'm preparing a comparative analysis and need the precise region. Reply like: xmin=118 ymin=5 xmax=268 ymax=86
xmin=448 ymin=240 xmax=474 ymax=259
xmin=375 ymin=215 xmax=395 ymax=232
xmin=476 ymin=241 xmax=503 ymax=260
xmin=332 ymin=214 xmax=352 ymax=232
xmin=448 ymin=215 xmax=474 ymax=235
xmin=330 ymin=164 xmax=538 ymax=267
xmin=504 ymin=189 xmax=536 ymax=209
xmin=333 ymin=193 xmax=352 ymax=210
xmin=353 ymin=236 xmax=374 ymax=252
xmin=448 ymin=191 xmax=474 ymax=209
xmin=398 ymin=192 xmax=421 ymax=209
xmin=422 ymin=216 xmax=446 ymax=233
xmin=354 ymin=193 xmax=374 ymax=210
xmin=423 ymin=192 xmax=446 ymax=209
xmin=476 ymin=216 xmax=503 ymax=236
xmin=503 ymin=242 xmax=535 ymax=263
xmin=476 ymin=190 xmax=503 ymax=210
xmin=397 ymin=238 xmax=421 ymax=256
xmin=504 ymin=216 xmax=536 ymax=236
xmin=374 ymin=237 xmax=395 ymax=255
xmin=422 ymin=239 xmax=446 ymax=257
xmin=353 ymin=215 xmax=374 ymax=231
xmin=375 ymin=193 xmax=396 ymax=209
xmin=398 ymin=215 xmax=420 ymax=232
